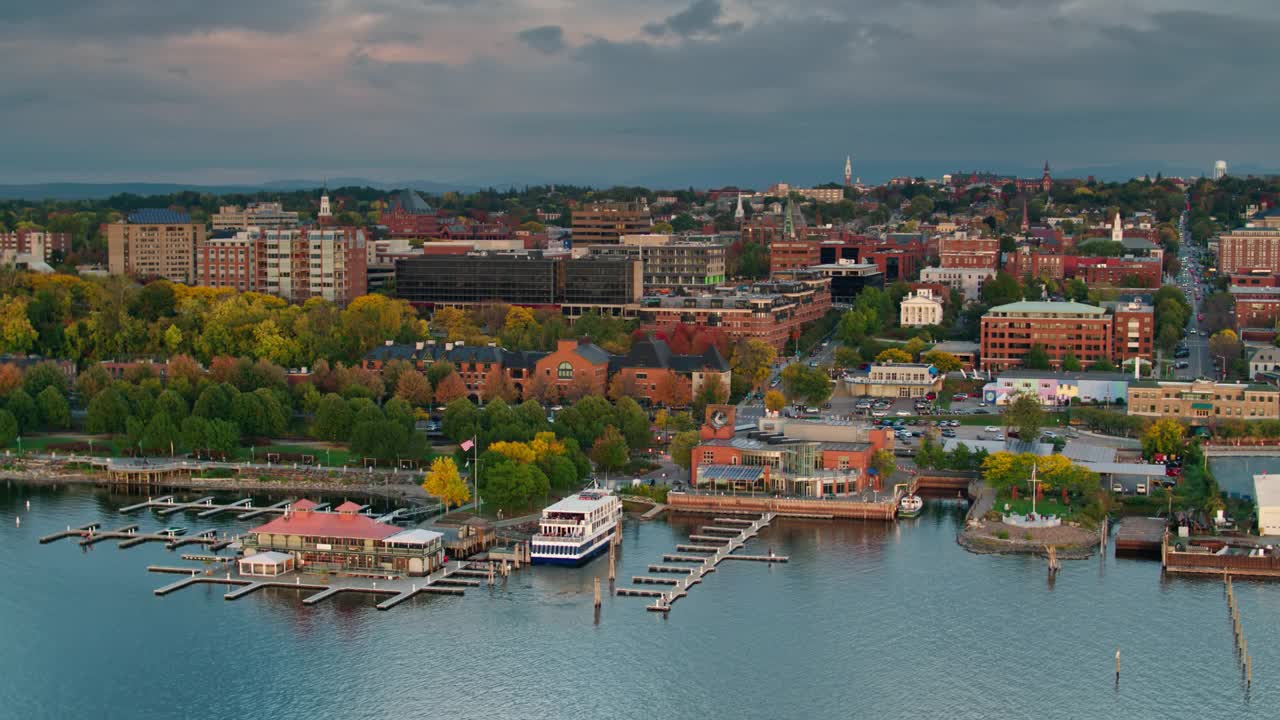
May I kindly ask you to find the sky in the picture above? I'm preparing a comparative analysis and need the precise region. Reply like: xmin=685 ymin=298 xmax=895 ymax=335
xmin=2 ymin=0 xmax=1277 ymax=188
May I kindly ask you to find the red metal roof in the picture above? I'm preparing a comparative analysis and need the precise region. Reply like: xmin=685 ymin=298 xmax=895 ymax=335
xmin=250 ymin=510 xmax=399 ymax=540
xmin=291 ymin=499 xmax=319 ymax=511
xmin=334 ymin=501 xmax=363 ymax=513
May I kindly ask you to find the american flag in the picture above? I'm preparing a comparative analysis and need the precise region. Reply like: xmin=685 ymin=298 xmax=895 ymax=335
xmin=460 ymin=438 xmax=475 ymax=452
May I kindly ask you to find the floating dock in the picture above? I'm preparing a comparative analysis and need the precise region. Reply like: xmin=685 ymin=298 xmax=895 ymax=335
xmin=1115 ymin=517 xmax=1166 ymax=557
xmin=613 ymin=512 xmax=785 ymax=614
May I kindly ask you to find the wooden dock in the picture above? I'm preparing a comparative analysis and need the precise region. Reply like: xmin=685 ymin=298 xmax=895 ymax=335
xmin=38 ymin=522 xmax=101 ymax=544
xmin=148 ymin=560 xmax=473 ymax=610
xmin=614 ymin=512 xmax=781 ymax=613
xmin=1115 ymin=517 xmax=1166 ymax=557
xmin=40 ymin=523 xmax=240 ymax=551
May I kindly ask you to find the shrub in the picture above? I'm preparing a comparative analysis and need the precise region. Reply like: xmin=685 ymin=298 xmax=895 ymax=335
xmin=996 ymin=529 xmax=1010 ymax=539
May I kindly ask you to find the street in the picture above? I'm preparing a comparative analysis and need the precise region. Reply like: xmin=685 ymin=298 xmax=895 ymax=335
xmin=1174 ymin=207 xmax=1213 ymax=380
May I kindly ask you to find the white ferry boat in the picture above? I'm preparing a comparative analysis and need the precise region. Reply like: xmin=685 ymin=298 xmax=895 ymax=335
xmin=530 ymin=489 xmax=623 ymax=566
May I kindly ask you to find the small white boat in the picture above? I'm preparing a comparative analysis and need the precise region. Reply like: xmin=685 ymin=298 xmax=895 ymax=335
xmin=898 ymin=494 xmax=923 ymax=518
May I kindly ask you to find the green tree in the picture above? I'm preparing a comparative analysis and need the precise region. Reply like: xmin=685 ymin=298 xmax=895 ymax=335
xmin=590 ymin=425 xmax=630 ymax=472
xmin=483 ymin=460 xmax=550 ymax=513
xmin=669 ymin=430 xmax=701 ymax=470
xmin=780 ymin=363 xmax=834 ymax=406
xmin=35 ymin=386 xmax=70 ymax=430
xmin=86 ymin=387 xmax=130 ymax=434
xmin=311 ymin=393 xmax=353 ymax=441
xmin=870 ymin=449 xmax=897 ymax=482
xmin=23 ymin=361 xmax=69 ymax=397
xmin=141 ymin=413 xmax=181 ymax=454
xmin=1023 ymin=344 xmax=1051 ymax=370
xmin=5 ymin=389 xmax=37 ymax=432
xmin=1005 ymin=392 xmax=1044 ymax=440
xmin=441 ymin=397 xmax=480 ymax=444
xmin=1061 ymin=353 xmax=1082 ymax=372
xmin=921 ymin=351 xmax=961 ymax=373
xmin=0 ymin=409 xmax=17 ymax=448
xmin=154 ymin=389 xmax=189 ymax=423
xmin=980 ymin=271 xmax=1023 ymax=307
xmin=1089 ymin=356 xmax=1116 ymax=372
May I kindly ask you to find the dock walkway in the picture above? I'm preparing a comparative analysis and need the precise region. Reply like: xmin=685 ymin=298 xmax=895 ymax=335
xmin=614 ymin=512 xmax=787 ymax=614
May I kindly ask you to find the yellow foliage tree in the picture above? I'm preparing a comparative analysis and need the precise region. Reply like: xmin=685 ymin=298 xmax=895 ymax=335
xmin=489 ymin=440 xmax=537 ymax=464
xmin=875 ymin=348 xmax=912 ymax=364
xmin=422 ymin=457 xmax=471 ymax=508
xmin=528 ymin=431 xmax=565 ymax=461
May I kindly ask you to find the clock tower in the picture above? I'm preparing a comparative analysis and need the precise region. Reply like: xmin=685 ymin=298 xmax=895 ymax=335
xmin=700 ymin=404 xmax=737 ymax=441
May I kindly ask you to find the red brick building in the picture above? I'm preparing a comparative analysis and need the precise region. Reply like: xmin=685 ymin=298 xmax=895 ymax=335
xmin=1112 ymin=302 xmax=1154 ymax=365
xmin=938 ymin=235 xmax=999 ymax=269
xmin=1004 ymin=248 xmax=1066 ymax=280
xmin=381 ymin=189 xmax=442 ymax=238
xmin=1219 ymin=229 xmax=1280 ymax=275
xmin=0 ymin=230 xmax=70 ymax=263
xmin=638 ymin=275 xmax=831 ymax=351
xmin=980 ymin=300 xmax=1136 ymax=371
xmin=1076 ymin=257 xmax=1161 ymax=288
xmin=769 ymin=240 xmax=820 ymax=275
xmin=196 ymin=230 xmax=261 ymax=293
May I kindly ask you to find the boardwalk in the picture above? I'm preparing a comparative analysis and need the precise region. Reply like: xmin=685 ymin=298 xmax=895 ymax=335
xmin=41 ymin=524 xmax=240 ymax=551
xmin=613 ymin=512 xmax=787 ymax=614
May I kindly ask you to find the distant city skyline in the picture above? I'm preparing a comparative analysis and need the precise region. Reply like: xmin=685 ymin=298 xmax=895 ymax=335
xmin=2 ymin=0 xmax=1276 ymax=187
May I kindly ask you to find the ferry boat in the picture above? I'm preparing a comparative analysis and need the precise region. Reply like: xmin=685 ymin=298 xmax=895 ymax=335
xmin=897 ymin=494 xmax=924 ymax=518
xmin=530 ymin=489 xmax=623 ymax=566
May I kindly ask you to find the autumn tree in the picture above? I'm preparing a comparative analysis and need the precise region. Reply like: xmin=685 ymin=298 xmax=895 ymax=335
xmin=590 ymin=425 xmax=630 ymax=472
xmin=921 ymin=351 xmax=961 ymax=374
xmin=731 ymin=338 xmax=777 ymax=390
xmin=394 ymin=370 xmax=434 ymax=406
xmin=875 ymin=348 xmax=912 ymax=364
xmin=669 ymin=430 xmax=700 ymax=470
xmin=1141 ymin=417 xmax=1186 ymax=458
xmin=422 ymin=456 xmax=471 ymax=509
xmin=434 ymin=372 xmax=468 ymax=404
xmin=764 ymin=389 xmax=786 ymax=413
xmin=480 ymin=371 xmax=517 ymax=403
xmin=1004 ymin=392 xmax=1045 ymax=440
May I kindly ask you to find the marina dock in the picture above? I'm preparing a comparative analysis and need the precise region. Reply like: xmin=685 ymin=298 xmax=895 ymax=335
xmin=148 ymin=560 xmax=475 ymax=610
xmin=39 ymin=523 xmax=241 ymax=551
xmin=613 ymin=512 xmax=786 ymax=613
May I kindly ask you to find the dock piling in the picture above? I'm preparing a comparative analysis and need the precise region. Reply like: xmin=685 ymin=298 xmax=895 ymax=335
xmin=593 ymin=577 xmax=601 ymax=609
xmin=1115 ymin=649 xmax=1120 ymax=683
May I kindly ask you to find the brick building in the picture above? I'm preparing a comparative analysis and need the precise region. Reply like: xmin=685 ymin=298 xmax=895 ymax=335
xmin=1127 ymin=380 xmax=1280 ymax=425
xmin=938 ymin=234 xmax=999 ymax=269
xmin=1076 ymin=257 xmax=1161 ymax=288
xmin=980 ymin=300 xmax=1136 ymax=372
xmin=196 ymin=229 xmax=261 ymax=293
xmin=196 ymin=227 xmax=367 ymax=305
xmin=571 ymin=201 xmax=652 ymax=244
xmin=1111 ymin=301 xmax=1155 ymax=365
xmin=769 ymin=240 xmax=820 ymax=275
xmin=637 ymin=275 xmax=831 ymax=351
xmin=381 ymin=190 xmax=442 ymax=238
xmin=107 ymin=209 xmax=205 ymax=283
xmin=609 ymin=337 xmax=731 ymax=404
xmin=1218 ymin=228 xmax=1280 ymax=274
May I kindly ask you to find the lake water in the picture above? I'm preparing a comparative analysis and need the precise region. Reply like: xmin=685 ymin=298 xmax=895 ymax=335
xmin=2 ymin=481 xmax=1278 ymax=720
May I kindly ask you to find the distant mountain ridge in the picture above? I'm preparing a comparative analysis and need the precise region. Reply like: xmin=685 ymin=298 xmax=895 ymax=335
xmin=0 ymin=179 xmax=483 ymax=201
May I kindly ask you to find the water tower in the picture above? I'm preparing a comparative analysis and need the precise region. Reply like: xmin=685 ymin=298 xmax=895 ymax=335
xmin=1214 ymin=160 xmax=1228 ymax=180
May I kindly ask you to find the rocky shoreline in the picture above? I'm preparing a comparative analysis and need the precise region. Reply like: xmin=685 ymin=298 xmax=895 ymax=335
xmin=957 ymin=520 xmax=1099 ymax=560
xmin=2 ymin=468 xmax=431 ymax=505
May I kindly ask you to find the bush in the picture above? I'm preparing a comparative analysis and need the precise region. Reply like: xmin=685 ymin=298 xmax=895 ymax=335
xmin=996 ymin=529 xmax=1010 ymax=539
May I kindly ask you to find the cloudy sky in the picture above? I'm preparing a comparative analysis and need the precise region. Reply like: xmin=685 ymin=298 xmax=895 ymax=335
xmin=2 ymin=0 xmax=1275 ymax=187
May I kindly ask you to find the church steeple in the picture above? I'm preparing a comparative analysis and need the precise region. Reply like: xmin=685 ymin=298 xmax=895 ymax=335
xmin=1111 ymin=211 xmax=1123 ymax=242
xmin=1041 ymin=161 xmax=1051 ymax=193
xmin=734 ymin=193 xmax=745 ymax=222
xmin=844 ymin=155 xmax=853 ymax=187
xmin=1020 ymin=197 xmax=1030 ymax=233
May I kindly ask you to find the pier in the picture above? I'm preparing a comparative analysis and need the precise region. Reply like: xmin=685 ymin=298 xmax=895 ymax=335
xmin=613 ymin=512 xmax=787 ymax=613
xmin=1114 ymin=517 xmax=1166 ymax=557
xmin=39 ymin=523 xmax=241 ymax=551
xmin=148 ymin=560 xmax=475 ymax=610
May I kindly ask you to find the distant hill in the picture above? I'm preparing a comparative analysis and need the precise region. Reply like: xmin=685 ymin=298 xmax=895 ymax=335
xmin=0 ymin=179 xmax=482 ymax=201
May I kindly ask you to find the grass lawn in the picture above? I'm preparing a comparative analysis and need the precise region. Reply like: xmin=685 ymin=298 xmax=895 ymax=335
xmin=14 ymin=435 xmax=128 ymax=454
xmin=996 ymin=495 xmax=1076 ymax=519
xmin=233 ymin=443 xmax=354 ymax=466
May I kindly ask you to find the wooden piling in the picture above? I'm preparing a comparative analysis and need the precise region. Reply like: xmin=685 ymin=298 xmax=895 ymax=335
xmin=608 ymin=543 xmax=616 ymax=582
xmin=1115 ymin=648 xmax=1120 ymax=682
xmin=1247 ymin=655 xmax=1252 ymax=685
xmin=593 ymin=577 xmax=601 ymax=609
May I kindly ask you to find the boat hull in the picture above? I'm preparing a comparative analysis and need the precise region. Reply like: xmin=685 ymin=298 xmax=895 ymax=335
xmin=530 ymin=533 xmax=612 ymax=567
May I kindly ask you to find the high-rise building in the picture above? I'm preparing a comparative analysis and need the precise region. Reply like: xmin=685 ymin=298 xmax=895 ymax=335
xmin=1218 ymin=229 xmax=1280 ymax=274
xmin=197 ymin=227 xmax=367 ymax=305
xmin=0 ymin=230 xmax=71 ymax=264
xmin=979 ymin=300 xmax=1152 ymax=371
xmin=196 ymin=229 xmax=261 ymax=293
xmin=107 ymin=209 xmax=205 ymax=283
xmin=571 ymin=201 xmax=652 ymax=244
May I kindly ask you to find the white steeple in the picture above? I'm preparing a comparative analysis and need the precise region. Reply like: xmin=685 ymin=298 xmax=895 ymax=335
xmin=319 ymin=190 xmax=332 ymax=218
xmin=734 ymin=193 xmax=745 ymax=221
xmin=844 ymin=155 xmax=853 ymax=187
xmin=1111 ymin=211 xmax=1122 ymax=242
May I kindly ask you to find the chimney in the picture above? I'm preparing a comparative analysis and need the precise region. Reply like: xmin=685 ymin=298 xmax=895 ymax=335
xmin=415 ymin=341 xmax=425 ymax=351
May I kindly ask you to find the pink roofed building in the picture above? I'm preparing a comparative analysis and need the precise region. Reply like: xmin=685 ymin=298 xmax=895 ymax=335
xmin=243 ymin=500 xmax=445 ymax=576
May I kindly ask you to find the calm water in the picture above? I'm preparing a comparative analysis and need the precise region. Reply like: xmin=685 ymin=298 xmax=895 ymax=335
xmin=2 ymin=482 xmax=1277 ymax=720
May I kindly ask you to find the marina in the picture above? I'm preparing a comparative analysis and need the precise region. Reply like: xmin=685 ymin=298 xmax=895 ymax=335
xmin=5 ymin=483 xmax=1280 ymax=719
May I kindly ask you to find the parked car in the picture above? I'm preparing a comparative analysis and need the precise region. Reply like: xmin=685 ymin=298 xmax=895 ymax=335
xmin=984 ymin=426 xmax=1000 ymax=432
xmin=871 ymin=410 xmax=887 ymax=417
xmin=1112 ymin=483 xmax=1124 ymax=493
xmin=941 ymin=429 xmax=957 ymax=438
xmin=1042 ymin=431 xmax=1057 ymax=439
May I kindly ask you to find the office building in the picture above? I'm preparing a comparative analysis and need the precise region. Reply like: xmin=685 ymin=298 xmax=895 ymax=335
xmin=1127 ymin=380 xmax=1280 ymax=425
xmin=980 ymin=301 xmax=1117 ymax=371
xmin=919 ymin=267 xmax=996 ymax=300
xmin=588 ymin=236 xmax=727 ymax=291
xmin=571 ymin=201 xmax=652 ymax=244
xmin=211 ymin=202 xmax=299 ymax=231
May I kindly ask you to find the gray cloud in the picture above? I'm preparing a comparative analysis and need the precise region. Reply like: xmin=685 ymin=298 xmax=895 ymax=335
xmin=644 ymin=0 xmax=742 ymax=37
xmin=517 ymin=25 xmax=565 ymax=54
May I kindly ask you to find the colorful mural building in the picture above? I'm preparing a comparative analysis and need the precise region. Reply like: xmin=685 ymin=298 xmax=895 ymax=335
xmin=982 ymin=370 xmax=1134 ymax=407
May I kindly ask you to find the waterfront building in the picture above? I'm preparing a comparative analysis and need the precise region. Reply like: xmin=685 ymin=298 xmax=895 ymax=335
xmin=844 ymin=363 xmax=943 ymax=399
xmin=981 ymin=370 xmax=1133 ymax=406
xmin=211 ymin=202 xmax=299 ymax=231
xmin=237 ymin=551 xmax=296 ymax=577
xmin=571 ymin=200 xmax=652 ymax=244
xmin=900 ymin=288 xmax=944 ymax=327
xmin=243 ymin=500 xmax=445 ymax=576
xmin=1126 ymin=379 xmax=1280 ymax=425
xmin=1254 ymin=475 xmax=1280 ymax=536
xmin=107 ymin=209 xmax=205 ymax=283
xmin=689 ymin=405 xmax=893 ymax=496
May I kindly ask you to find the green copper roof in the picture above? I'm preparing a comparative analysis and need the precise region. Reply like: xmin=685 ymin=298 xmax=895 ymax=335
xmin=987 ymin=300 xmax=1106 ymax=315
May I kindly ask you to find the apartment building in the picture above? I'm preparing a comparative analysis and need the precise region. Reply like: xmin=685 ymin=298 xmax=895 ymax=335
xmin=938 ymin=234 xmax=999 ymax=269
xmin=107 ymin=209 xmax=205 ymax=283
xmin=196 ymin=229 xmax=261 ymax=293
xmin=571 ymin=201 xmax=652 ymax=244
xmin=587 ymin=236 xmax=727 ymax=291
xmin=0 ymin=230 xmax=70 ymax=264
xmin=1127 ymin=380 xmax=1280 ymax=425
xmin=637 ymin=276 xmax=831 ymax=351
xmin=1218 ymin=229 xmax=1280 ymax=274
xmin=196 ymin=227 xmax=367 ymax=305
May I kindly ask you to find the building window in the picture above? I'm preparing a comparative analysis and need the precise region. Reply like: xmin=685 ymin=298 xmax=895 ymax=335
xmin=557 ymin=361 xmax=573 ymax=380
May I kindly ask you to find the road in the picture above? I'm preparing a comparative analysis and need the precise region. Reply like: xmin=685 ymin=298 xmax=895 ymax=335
xmin=1173 ymin=206 xmax=1213 ymax=380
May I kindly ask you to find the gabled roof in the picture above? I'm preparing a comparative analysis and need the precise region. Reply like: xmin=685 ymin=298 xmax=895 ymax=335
xmin=388 ymin=189 xmax=434 ymax=215
xmin=573 ymin=343 xmax=610 ymax=365
xmin=250 ymin=508 xmax=397 ymax=540
xmin=291 ymin=499 xmax=320 ymax=511
xmin=334 ymin=500 xmax=364 ymax=513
